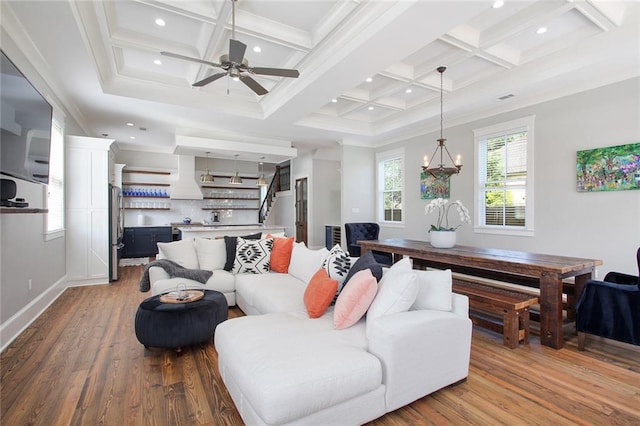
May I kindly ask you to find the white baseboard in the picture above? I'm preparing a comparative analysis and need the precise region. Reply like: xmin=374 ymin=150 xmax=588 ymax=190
xmin=0 ymin=275 xmax=68 ymax=353
xmin=66 ymin=278 xmax=111 ymax=287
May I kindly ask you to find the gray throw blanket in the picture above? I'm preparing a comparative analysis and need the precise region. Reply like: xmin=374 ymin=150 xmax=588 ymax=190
xmin=139 ymin=259 xmax=213 ymax=292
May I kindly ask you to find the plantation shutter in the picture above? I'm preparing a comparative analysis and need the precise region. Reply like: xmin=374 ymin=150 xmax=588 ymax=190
xmin=478 ymin=127 xmax=528 ymax=227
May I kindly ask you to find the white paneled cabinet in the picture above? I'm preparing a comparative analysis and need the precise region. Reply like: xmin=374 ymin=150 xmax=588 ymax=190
xmin=65 ymin=135 xmax=114 ymax=284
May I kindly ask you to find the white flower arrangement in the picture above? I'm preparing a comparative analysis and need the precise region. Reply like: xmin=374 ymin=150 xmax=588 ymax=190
xmin=424 ymin=198 xmax=471 ymax=231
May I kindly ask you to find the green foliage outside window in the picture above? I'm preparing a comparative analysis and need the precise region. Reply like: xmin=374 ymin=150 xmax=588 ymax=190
xmin=382 ymin=157 xmax=402 ymax=222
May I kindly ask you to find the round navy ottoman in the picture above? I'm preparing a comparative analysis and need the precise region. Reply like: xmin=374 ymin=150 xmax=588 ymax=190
xmin=135 ymin=290 xmax=228 ymax=354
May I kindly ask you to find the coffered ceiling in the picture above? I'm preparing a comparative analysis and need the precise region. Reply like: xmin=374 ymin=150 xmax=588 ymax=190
xmin=2 ymin=0 xmax=638 ymax=162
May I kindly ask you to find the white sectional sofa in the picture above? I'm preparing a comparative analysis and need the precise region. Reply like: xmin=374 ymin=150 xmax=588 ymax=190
xmin=144 ymin=236 xmax=473 ymax=425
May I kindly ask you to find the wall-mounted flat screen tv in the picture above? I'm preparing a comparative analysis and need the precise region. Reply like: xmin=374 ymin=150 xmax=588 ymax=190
xmin=1 ymin=49 xmax=52 ymax=184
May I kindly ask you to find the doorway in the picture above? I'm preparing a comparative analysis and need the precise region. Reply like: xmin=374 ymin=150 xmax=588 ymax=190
xmin=295 ymin=177 xmax=308 ymax=245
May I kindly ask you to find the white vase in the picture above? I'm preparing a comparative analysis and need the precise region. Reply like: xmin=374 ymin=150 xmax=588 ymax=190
xmin=429 ymin=230 xmax=456 ymax=248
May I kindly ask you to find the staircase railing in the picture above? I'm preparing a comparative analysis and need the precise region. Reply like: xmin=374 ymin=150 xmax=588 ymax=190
xmin=259 ymin=166 xmax=280 ymax=223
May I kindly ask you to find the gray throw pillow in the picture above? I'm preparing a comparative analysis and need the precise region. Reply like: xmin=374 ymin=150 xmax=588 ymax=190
xmin=342 ymin=250 xmax=383 ymax=286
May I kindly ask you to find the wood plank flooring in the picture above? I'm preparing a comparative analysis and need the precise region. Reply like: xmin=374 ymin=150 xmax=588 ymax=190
xmin=2 ymin=265 xmax=639 ymax=425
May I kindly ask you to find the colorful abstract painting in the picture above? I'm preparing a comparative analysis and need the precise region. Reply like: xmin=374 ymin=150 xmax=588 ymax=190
xmin=420 ymin=172 xmax=450 ymax=199
xmin=577 ymin=143 xmax=640 ymax=192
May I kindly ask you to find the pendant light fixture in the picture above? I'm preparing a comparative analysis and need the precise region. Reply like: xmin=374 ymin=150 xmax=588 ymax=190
xmin=422 ymin=66 xmax=462 ymax=179
xmin=229 ymin=154 xmax=243 ymax=184
xmin=200 ymin=152 xmax=215 ymax=183
xmin=256 ymin=157 xmax=268 ymax=186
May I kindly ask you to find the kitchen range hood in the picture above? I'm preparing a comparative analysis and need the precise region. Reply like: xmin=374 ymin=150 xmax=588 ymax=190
xmin=170 ymin=155 xmax=203 ymax=200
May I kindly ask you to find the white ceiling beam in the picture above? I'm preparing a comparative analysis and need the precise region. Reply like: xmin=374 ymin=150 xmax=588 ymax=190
xmin=479 ymin=1 xmax=573 ymax=48
xmin=575 ymin=0 xmax=625 ymax=31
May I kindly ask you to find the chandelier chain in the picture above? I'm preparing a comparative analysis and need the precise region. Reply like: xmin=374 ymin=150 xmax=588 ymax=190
xmin=440 ymin=68 xmax=443 ymax=141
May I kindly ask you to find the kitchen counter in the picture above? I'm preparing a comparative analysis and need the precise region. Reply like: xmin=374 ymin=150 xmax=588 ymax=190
xmin=178 ymin=225 xmax=285 ymax=240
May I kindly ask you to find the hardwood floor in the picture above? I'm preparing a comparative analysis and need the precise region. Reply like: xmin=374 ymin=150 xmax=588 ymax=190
xmin=2 ymin=265 xmax=639 ymax=425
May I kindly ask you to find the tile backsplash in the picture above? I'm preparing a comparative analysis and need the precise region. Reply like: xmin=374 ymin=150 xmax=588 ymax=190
xmin=123 ymin=199 xmax=260 ymax=227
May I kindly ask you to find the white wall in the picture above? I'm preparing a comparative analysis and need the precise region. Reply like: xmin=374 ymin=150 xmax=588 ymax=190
xmin=0 ymin=33 xmax=84 ymax=345
xmin=340 ymin=145 xmax=378 ymax=247
xmin=266 ymin=191 xmax=294 ymax=237
xmin=352 ymin=78 xmax=640 ymax=277
xmin=312 ymin=158 xmax=341 ymax=248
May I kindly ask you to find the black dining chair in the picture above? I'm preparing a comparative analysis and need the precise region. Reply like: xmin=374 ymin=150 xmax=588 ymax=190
xmin=576 ymin=247 xmax=640 ymax=349
xmin=344 ymin=222 xmax=393 ymax=266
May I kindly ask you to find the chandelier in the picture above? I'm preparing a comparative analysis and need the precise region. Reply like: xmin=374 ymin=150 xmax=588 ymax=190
xmin=200 ymin=151 xmax=214 ymax=183
xmin=422 ymin=66 xmax=462 ymax=179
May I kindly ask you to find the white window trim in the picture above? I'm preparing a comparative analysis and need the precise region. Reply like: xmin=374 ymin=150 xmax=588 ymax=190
xmin=473 ymin=116 xmax=535 ymax=237
xmin=44 ymin=109 xmax=65 ymax=241
xmin=376 ymin=148 xmax=405 ymax=226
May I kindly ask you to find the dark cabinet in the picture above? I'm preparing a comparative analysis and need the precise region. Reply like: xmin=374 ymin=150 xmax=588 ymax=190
xmin=122 ymin=226 xmax=172 ymax=258
xmin=325 ymin=225 xmax=341 ymax=250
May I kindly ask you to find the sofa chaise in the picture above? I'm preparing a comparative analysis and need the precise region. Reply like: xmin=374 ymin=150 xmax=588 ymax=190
xmin=142 ymin=235 xmax=473 ymax=425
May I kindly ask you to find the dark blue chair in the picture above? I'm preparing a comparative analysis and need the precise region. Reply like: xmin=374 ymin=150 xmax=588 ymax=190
xmin=344 ymin=222 xmax=393 ymax=266
xmin=576 ymin=247 xmax=640 ymax=350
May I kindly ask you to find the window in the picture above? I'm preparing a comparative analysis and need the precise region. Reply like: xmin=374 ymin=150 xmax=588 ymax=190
xmin=377 ymin=149 xmax=403 ymax=224
xmin=474 ymin=116 xmax=534 ymax=236
xmin=46 ymin=117 xmax=64 ymax=239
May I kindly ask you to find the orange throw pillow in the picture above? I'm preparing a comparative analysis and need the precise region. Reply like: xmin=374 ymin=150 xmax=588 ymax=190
xmin=304 ymin=268 xmax=338 ymax=318
xmin=268 ymin=235 xmax=294 ymax=273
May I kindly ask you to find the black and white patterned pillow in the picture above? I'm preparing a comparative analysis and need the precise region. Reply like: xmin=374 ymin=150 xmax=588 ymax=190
xmin=322 ymin=245 xmax=352 ymax=303
xmin=232 ymin=237 xmax=274 ymax=274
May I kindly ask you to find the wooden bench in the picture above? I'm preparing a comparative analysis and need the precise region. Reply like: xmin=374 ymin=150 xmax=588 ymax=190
xmin=452 ymin=277 xmax=539 ymax=349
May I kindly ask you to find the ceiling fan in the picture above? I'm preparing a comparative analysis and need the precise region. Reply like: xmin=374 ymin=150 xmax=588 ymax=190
xmin=161 ymin=0 xmax=299 ymax=95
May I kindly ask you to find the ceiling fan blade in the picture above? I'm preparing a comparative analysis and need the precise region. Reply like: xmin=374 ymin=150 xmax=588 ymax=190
xmin=229 ymin=39 xmax=247 ymax=64
xmin=192 ymin=72 xmax=227 ymax=87
xmin=250 ymin=67 xmax=300 ymax=78
xmin=240 ymin=75 xmax=268 ymax=96
xmin=160 ymin=51 xmax=221 ymax=68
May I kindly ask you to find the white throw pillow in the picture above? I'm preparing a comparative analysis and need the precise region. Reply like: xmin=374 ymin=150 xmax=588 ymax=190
xmin=157 ymin=239 xmax=199 ymax=270
xmin=411 ymin=268 xmax=453 ymax=311
xmin=232 ymin=237 xmax=274 ymax=274
xmin=288 ymin=244 xmax=329 ymax=283
xmin=194 ymin=237 xmax=226 ymax=271
xmin=366 ymin=257 xmax=418 ymax=335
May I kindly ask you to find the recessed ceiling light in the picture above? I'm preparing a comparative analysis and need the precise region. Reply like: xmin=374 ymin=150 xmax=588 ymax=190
xmin=129 ymin=136 xmax=136 ymax=140
xmin=331 ymin=98 xmax=338 ymax=103
xmin=492 ymin=0 xmax=504 ymax=8
xmin=405 ymin=88 xmax=412 ymax=94
xmin=126 ymin=122 xmax=134 ymax=127
xmin=153 ymin=59 xmax=162 ymax=65
xmin=253 ymin=46 xmax=262 ymax=53
xmin=368 ymin=106 xmax=374 ymax=111
xmin=365 ymin=77 xmax=373 ymax=83
xmin=536 ymin=26 xmax=547 ymax=34
xmin=155 ymin=18 xmax=166 ymax=27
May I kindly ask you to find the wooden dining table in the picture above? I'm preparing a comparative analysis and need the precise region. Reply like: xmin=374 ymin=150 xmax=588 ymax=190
xmin=359 ymin=239 xmax=603 ymax=349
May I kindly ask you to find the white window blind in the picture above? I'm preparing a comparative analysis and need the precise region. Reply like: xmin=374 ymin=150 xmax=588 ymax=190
xmin=474 ymin=116 xmax=535 ymax=235
xmin=46 ymin=118 xmax=64 ymax=236
xmin=377 ymin=149 xmax=404 ymax=224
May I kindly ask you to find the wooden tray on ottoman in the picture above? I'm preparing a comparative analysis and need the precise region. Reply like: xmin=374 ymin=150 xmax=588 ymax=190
xmin=160 ymin=290 xmax=204 ymax=304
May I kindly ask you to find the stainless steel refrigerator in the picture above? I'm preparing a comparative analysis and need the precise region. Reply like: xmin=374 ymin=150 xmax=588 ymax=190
xmin=108 ymin=184 xmax=124 ymax=281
